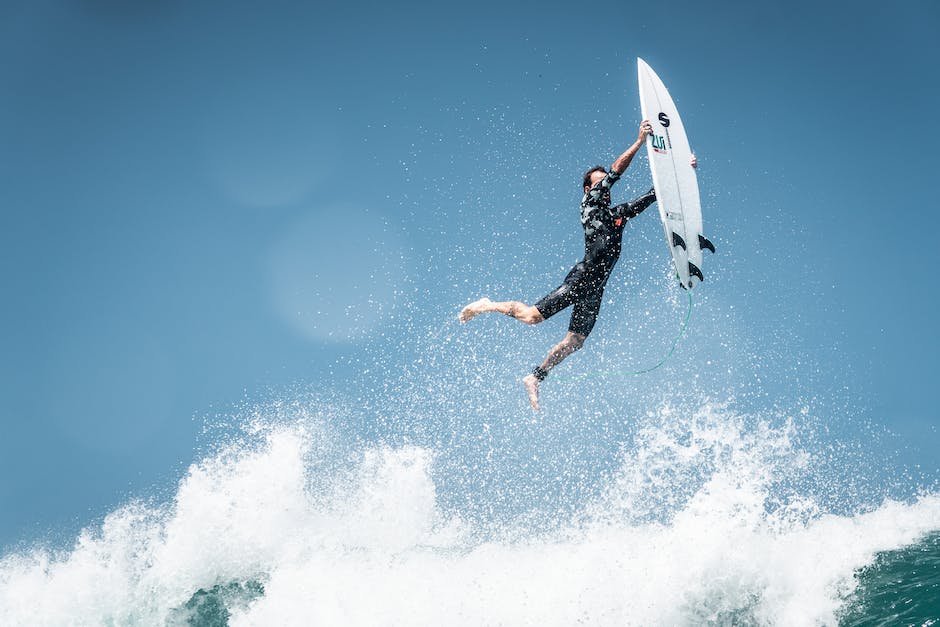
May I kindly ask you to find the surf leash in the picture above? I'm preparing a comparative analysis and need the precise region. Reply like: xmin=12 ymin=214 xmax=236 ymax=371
xmin=555 ymin=289 xmax=693 ymax=382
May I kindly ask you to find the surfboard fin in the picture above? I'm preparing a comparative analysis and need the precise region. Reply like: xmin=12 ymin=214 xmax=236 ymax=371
xmin=698 ymin=235 xmax=715 ymax=254
xmin=688 ymin=261 xmax=704 ymax=282
xmin=672 ymin=232 xmax=686 ymax=250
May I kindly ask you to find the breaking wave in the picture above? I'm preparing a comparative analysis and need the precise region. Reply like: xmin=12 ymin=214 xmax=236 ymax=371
xmin=2 ymin=400 xmax=938 ymax=626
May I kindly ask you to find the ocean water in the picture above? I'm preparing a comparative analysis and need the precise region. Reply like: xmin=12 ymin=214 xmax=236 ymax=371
xmin=841 ymin=531 xmax=940 ymax=626
xmin=1 ymin=399 xmax=938 ymax=626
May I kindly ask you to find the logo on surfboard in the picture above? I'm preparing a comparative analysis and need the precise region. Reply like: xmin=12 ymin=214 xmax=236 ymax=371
xmin=650 ymin=111 xmax=673 ymax=154
xmin=651 ymin=134 xmax=668 ymax=154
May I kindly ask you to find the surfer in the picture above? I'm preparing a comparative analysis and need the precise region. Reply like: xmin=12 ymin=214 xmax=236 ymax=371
xmin=459 ymin=120 xmax=697 ymax=410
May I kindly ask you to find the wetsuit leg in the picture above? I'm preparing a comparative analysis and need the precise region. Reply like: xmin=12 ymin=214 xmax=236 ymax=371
xmin=533 ymin=262 xmax=587 ymax=320
xmin=568 ymin=287 xmax=604 ymax=337
xmin=533 ymin=282 xmax=577 ymax=320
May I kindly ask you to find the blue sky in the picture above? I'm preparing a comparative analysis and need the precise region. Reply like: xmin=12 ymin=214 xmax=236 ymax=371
xmin=2 ymin=0 xmax=938 ymax=548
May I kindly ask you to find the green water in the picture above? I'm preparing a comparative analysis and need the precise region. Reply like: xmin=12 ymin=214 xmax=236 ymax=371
xmin=169 ymin=580 xmax=264 ymax=627
xmin=840 ymin=531 xmax=940 ymax=626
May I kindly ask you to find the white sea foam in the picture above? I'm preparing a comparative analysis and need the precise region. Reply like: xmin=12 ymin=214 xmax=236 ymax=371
xmin=2 ymin=403 xmax=938 ymax=626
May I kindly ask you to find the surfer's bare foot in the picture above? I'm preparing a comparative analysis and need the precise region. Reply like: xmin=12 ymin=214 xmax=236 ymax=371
xmin=459 ymin=297 xmax=493 ymax=323
xmin=522 ymin=374 xmax=541 ymax=411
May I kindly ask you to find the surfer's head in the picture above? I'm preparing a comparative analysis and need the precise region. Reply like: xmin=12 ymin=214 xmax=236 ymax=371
xmin=583 ymin=165 xmax=607 ymax=193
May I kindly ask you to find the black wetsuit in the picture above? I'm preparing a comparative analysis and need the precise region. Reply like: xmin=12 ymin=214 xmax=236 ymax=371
xmin=533 ymin=170 xmax=656 ymax=337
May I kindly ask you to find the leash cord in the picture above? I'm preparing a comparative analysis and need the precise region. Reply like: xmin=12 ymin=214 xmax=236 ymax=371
xmin=556 ymin=289 xmax=693 ymax=382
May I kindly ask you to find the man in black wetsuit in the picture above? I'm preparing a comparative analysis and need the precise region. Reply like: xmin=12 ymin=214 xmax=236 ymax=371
xmin=460 ymin=119 xmax=694 ymax=410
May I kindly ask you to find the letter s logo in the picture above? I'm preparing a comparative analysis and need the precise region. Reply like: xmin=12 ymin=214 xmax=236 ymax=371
xmin=658 ymin=112 xmax=670 ymax=128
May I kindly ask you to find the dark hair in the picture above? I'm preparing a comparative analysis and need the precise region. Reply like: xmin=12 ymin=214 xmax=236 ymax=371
xmin=582 ymin=165 xmax=606 ymax=189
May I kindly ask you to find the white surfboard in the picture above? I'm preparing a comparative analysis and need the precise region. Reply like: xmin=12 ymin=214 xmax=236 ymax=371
xmin=637 ymin=58 xmax=713 ymax=289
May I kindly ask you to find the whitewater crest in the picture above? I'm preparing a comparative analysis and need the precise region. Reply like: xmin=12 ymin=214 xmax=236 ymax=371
xmin=1 ymin=402 xmax=939 ymax=626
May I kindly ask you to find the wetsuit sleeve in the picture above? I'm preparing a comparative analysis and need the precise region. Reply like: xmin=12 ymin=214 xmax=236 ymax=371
xmin=612 ymin=188 xmax=656 ymax=220
xmin=583 ymin=170 xmax=621 ymax=205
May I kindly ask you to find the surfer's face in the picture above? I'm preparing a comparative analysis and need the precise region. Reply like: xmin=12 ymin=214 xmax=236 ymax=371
xmin=585 ymin=170 xmax=607 ymax=193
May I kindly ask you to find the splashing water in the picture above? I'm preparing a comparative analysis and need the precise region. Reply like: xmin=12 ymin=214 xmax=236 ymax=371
xmin=2 ymin=400 xmax=938 ymax=626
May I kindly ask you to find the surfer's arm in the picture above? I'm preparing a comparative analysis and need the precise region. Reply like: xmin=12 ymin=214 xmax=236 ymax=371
xmin=610 ymin=120 xmax=653 ymax=175
xmin=613 ymin=188 xmax=657 ymax=220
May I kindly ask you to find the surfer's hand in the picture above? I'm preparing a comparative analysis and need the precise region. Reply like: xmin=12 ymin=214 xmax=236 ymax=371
xmin=690 ymin=154 xmax=697 ymax=169
xmin=638 ymin=120 xmax=653 ymax=143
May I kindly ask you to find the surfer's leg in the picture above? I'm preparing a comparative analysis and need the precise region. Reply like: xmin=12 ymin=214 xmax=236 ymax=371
xmin=539 ymin=331 xmax=588 ymax=372
xmin=459 ymin=298 xmax=544 ymax=324
xmin=568 ymin=289 xmax=603 ymax=338
xmin=522 ymin=284 xmax=604 ymax=409
xmin=530 ymin=283 xmax=577 ymax=325
xmin=522 ymin=331 xmax=587 ymax=410
xmin=462 ymin=262 xmax=584 ymax=325
xmin=461 ymin=274 xmax=582 ymax=325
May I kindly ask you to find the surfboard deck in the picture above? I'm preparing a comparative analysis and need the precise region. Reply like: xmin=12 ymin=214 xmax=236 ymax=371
xmin=637 ymin=58 xmax=712 ymax=289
